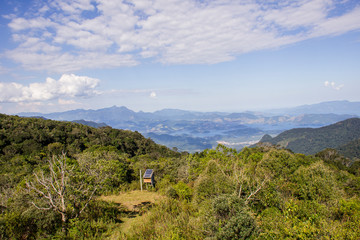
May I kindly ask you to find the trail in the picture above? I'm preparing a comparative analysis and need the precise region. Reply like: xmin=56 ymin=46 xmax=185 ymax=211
xmin=100 ymin=190 xmax=164 ymax=234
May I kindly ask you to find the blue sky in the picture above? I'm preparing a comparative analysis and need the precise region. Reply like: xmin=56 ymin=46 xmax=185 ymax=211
xmin=0 ymin=0 xmax=360 ymax=114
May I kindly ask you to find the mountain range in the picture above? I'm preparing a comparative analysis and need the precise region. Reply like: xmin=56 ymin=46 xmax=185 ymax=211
xmin=268 ymin=100 xmax=360 ymax=116
xmin=18 ymin=100 xmax=360 ymax=152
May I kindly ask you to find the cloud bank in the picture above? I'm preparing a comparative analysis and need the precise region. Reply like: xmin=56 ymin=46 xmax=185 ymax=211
xmin=0 ymin=74 xmax=100 ymax=102
xmin=3 ymin=0 xmax=360 ymax=72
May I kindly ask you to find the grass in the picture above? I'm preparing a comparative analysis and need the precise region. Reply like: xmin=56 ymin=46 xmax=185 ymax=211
xmin=100 ymin=190 xmax=164 ymax=210
xmin=99 ymin=190 xmax=165 ymax=236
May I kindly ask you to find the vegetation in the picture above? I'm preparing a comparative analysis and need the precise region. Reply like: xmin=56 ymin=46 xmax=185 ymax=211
xmin=1 ymin=114 xmax=360 ymax=239
xmin=259 ymin=118 xmax=360 ymax=158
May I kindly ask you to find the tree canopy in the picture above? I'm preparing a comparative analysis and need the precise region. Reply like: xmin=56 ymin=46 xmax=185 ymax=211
xmin=0 ymin=114 xmax=359 ymax=239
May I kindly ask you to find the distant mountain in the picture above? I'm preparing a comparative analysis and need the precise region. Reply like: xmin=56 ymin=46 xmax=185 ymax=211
xmin=18 ymin=105 xmax=356 ymax=130
xmin=145 ymin=133 xmax=213 ymax=153
xmin=71 ymin=119 xmax=108 ymax=128
xmin=258 ymin=118 xmax=360 ymax=157
xmin=17 ymin=101 xmax=359 ymax=152
xmin=19 ymin=106 xmax=141 ymax=125
xmin=270 ymin=100 xmax=360 ymax=116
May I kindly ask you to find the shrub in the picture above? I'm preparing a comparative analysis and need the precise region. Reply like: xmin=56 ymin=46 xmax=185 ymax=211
xmin=205 ymin=194 xmax=257 ymax=240
xmin=173 ymin=181 xmax=193 ymax=201
xmin=292 ymin=161 xmax=340 ymax=202
xmin=193 ymin=160 xmax=234 ymax=203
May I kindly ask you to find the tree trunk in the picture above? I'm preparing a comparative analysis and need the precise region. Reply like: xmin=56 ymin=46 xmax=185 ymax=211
xmin=61 ymin=212 xmax=67 ymax=236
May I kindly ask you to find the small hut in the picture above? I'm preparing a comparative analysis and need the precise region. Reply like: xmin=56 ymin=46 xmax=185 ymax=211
xmin=143 ymin=169 xmax=154 ymax=187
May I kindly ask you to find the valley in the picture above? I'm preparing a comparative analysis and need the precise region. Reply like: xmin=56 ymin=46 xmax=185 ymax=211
xmin=19 ymin=100 xmax=360 ymax=152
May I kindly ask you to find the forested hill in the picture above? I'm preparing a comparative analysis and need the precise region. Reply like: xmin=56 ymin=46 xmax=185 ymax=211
xmin=0 ymin=113 xmax=178 ymax=159
xmin=0 ymin=113 xmax=179 ymax=238
xmin=258 ymin=118 xmax=360 ymax=157
xmin=1 ymin=114 xmax=360 ymax=239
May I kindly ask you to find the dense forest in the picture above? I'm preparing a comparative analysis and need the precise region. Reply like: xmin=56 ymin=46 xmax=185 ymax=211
xmin=1 ymin=114 xmax=360 ymax=239
xmin=259 ymin=118 xmax=360 ymax=157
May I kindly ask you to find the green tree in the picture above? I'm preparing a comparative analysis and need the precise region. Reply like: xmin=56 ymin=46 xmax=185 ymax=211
xmin=76 ymin=150 xmax=131 ymax=193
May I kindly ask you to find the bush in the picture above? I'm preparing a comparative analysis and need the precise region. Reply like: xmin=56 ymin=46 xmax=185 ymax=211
xmin=126 ymin=198 xmax=203 ymax=239
xmin=292 ymin=161 xmax=340 ymax=202
xmin=173 ymin=181 xmax=193 ymax=201
xmin=68 ymin=218 xmax=109 ymax=239
xmin=193 ymin=160 xmax=234 ymax=203
xmin=205 ymin=194 xmax=257 ymax=240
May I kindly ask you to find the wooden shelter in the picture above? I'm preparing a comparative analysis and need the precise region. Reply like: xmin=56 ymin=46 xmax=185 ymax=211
xmin=143 ymin=169 xmax=154 ymax=186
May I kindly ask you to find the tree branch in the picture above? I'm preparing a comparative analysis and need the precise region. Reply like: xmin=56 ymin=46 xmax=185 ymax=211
xmin=77 ymin=187 xmax=97 ymax=217
xmin=31 ymin=201 xmax=52 ymax=211
xmin=245 ymin=176 xmax=269 ymax=204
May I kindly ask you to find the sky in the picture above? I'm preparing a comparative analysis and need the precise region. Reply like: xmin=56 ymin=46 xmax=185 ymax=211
xmin=0 ymin=0 xmax=360 ymax=114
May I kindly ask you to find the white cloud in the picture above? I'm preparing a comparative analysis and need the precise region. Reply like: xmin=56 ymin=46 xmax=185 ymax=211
xmin=324 ymin=81 xmax=344 ymax=90
xmin=3 ymin=0 xmax=360 ymax=71
xmin=0 ymin=74 xmax=100 ymax=102
xmin=8 ymin=17 xmax=55 ymax=31
xmin=15 ymin=101 xmax=51 ymax=114
xmin=150 ymin=91 xmax=157 ymax=98
xmin=58 ymin=98 xmax=79 ymax=105
xmin=312 ymin=6 xmax=360 ymax=37
xmin=262 ymin=0 xmax=331 ymax=30
xmin=6 ymin=47 xmax=137 ymax=72
xmin=50 ymin=0 xmax=95 ymax=14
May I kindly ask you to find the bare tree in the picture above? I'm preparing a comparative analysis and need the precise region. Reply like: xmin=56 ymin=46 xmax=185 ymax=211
xmin=26 ymin=153 xmax=96 ymax=235
xmin=233 ymin=163 xmax=270 ymax=204
xmin=244 ymin=175 xmax=269 ymax=204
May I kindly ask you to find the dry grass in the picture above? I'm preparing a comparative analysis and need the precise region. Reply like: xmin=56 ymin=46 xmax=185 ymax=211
xmin=99 ymin=190 xmax=165 ymax=236
xmin=99 ymin=190 xmax=164 ymax=210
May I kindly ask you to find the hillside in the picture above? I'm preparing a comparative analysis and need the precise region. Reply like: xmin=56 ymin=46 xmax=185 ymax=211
xmin=0 ymin=113 xmax=177 ymax=159
xmin=1 ymin=114 xmax=360 ymax=239
xmin=337 ymin=139 xmax=360 ymax=160
xmin=0 ymin=113 xmax=180 ymax=239
xmin=258 ymin=118 xmax=360 ymax=157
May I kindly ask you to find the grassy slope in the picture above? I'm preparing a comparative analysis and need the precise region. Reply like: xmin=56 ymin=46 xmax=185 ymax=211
xmin=100 ymin=191 xmax=165 ymax=236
